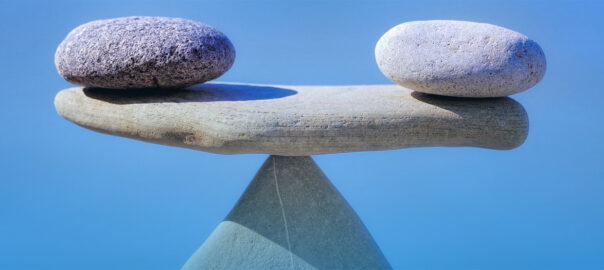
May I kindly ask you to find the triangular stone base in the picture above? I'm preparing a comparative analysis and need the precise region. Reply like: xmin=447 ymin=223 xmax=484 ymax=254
xmin=182 ymin=155 xmax=391 ymax=270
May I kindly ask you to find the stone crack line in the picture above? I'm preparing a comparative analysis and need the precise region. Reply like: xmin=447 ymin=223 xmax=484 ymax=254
xmin=273 ymin=156 xmax=295 ymax=270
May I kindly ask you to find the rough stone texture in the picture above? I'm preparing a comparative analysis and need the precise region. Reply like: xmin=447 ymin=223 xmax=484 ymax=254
xmin=375 ymin=20 xmax=546 ymax=97
xmin=182 ymin=155 xmax=391 ymax=270
xmin=54 ymin=83 xmax=529 ymax=156
xmin=55 ymin=16 xmax=235 ymax=89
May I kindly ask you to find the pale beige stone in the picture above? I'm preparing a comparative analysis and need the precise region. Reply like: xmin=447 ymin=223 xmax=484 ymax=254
xmin=54 ymin=83 xmax=528 ymax=155
xmin=376 ymin=20 xmax=546 ymax=97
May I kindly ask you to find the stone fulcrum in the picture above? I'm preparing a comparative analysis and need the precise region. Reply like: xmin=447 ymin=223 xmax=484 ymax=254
xmin=375 ymin=20 xmax=546 ymax=97
xmin=182 ymin=155 xmax=392 ymax=270
xmin=55 ymin=16 xmax=235 ymax=89
xmin=54 ymin=83 xmax=529 ymax=155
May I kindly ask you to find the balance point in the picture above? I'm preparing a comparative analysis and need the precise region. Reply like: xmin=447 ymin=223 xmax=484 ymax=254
xmin=182 ymin=155 xmax=391 ymax=270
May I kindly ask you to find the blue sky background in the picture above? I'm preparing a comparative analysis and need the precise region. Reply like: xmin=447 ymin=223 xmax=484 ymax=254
xmin=1 ymin=0 xmax=603 ymax=269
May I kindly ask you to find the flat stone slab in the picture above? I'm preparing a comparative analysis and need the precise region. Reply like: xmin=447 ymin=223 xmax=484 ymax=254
xmin=54 ymin=83 xmax=528 ymax=155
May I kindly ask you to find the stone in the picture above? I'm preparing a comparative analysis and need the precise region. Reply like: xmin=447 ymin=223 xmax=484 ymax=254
xmin=54 ymin=83 xmax=529 ymax=156
xmin=375 ymin=20 xmax=546 ymax=97
xmin=55 ymin=16 xmax=235 ymax=89
xmin=182 ymin=155 xmax=392 ymax=270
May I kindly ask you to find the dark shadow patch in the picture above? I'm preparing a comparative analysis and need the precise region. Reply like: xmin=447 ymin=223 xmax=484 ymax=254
xmin=410 ymin=91 xmax=523 ymax=117
xmin=83 ymin=83 xmax=298 ymax=104
xmin=411 ymin=91 xmax=505 ymax=104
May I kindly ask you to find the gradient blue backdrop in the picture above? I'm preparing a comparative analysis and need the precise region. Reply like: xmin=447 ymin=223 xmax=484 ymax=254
xmin=1 ymin=0 xmax=603 ymax=269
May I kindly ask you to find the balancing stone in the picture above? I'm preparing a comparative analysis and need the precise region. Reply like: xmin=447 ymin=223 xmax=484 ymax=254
xmin=54 ymin=83 xmax=528 ymax=155
xmin=55 ymin=16 xmax=235 ymax=89
xmin=376 ymin=20 xmax=546 ymax=97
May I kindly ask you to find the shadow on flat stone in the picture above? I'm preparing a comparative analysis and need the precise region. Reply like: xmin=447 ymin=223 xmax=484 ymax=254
xmin=411 ymin=91 xmax=528 ymax=119
xmin=83 ymin=83 xmax=298 ymax=104
xmin=183 ymin=156 xmax=391 ymax=270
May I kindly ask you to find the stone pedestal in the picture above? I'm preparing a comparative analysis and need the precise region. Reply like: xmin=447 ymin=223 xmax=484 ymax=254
xmin=182 ymin=156 xmax=391 ymax=270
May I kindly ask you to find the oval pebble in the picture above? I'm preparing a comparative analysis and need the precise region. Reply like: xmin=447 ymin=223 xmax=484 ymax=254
xmin=55 ymin=16 xmax=235 ymax=89
xmin=375 ymin=20 xmax=546 ymax=97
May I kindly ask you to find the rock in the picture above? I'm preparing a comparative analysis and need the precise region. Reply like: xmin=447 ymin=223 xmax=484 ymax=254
xmin=375 ymin=20 xmax=546 ymax=97
xmin=54 ymin=83 xmax=529 ymax=155
xmin=182 ymin=155 xmax=392 ymax=270
xmin=55 ymin=16 xmax=235 ymax=89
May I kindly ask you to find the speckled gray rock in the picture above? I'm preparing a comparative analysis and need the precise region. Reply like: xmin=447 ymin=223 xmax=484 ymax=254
xmin=375 ymin=20 xmax=546 ymax=97
xmin=55 ymin=16 xmax=235 ymax=89
xmin=54 ymin=83 xmax=529 ymax=155
xmin=183 ymin=155 xmax=391 ymax=270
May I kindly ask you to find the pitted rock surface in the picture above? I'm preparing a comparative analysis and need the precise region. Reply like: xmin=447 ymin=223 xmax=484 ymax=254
xmin=55 ymin=16 xmax=235 ymax=89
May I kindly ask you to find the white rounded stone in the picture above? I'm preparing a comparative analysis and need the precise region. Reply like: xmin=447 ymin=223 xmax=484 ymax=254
xmin=375 ymin=20 xmax=546 ymax=97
